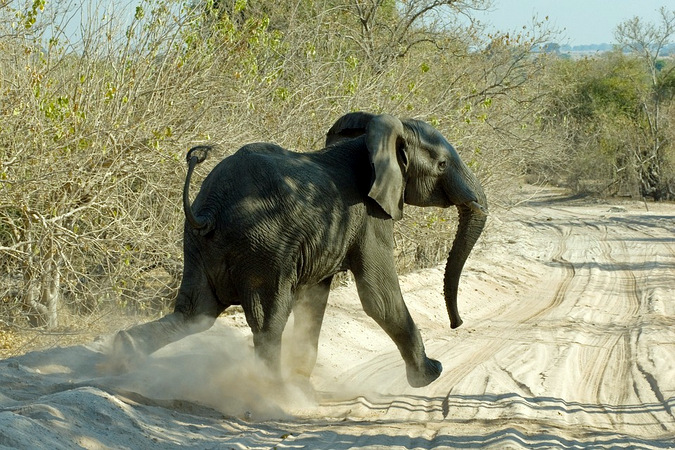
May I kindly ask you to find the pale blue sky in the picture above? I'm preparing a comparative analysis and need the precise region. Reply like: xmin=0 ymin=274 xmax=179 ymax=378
xmin=473 ymin=0 xmax=671 ymax=45
xmin=58 ymin=1 xmax=672 ymax=47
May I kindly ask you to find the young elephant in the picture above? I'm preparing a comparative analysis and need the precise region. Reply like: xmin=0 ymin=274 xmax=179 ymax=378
xmin=109 ymin=112 xmax=487 ymax=388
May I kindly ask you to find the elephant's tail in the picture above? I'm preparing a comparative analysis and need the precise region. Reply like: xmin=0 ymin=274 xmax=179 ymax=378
xmin=183 ymin=146 xmax=214 ymax=236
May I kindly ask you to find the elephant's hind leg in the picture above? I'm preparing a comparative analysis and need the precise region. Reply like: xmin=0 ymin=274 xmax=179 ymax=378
xmin=104 ymin=275 xmax=226 ymax=373
xmin=106 ymin=312 xmax=209 ymax=372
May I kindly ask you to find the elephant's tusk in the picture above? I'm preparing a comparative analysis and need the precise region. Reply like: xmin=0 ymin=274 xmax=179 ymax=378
xmin=467 ymin=200 xmax=488 ymax=215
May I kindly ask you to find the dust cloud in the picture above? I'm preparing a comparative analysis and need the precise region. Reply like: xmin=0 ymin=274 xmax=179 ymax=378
xmin=103 ymin=320 xmax=325 ymax=421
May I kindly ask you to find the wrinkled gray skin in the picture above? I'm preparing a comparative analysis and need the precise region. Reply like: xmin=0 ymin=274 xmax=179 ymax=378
xmin=109 ymin=112 xmax=487 ymax=388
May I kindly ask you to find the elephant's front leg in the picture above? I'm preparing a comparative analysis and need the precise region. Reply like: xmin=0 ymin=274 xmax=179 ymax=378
xmin=350 ymin=232 xmax=442 ymax=388
xmin=354 ymin=273 xmax=442 ymax=387
xmin=288 ymin=277 xmax=332 ymax=387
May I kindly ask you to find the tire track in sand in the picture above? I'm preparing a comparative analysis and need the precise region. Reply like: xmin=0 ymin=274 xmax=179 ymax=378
xmin=432 ymin=199 xmax=673 ymax=442
xmin=301 ymin=193 xmax=675 ymax=447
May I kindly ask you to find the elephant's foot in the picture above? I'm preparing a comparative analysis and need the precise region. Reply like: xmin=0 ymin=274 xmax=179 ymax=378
xmin=406 ymin=357 xmax=442 ymax=388
xmin=98 ymin=329 xmax=150 ymax=374
xmin=286 ymin=373 xmax=319 ymax=404
xmin=284 ymin=377 xmax=319 ymax=406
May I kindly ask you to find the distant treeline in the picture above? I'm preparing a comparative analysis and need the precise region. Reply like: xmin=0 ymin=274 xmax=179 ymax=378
xmin=542 ymin=42 xmax=675 ymax=54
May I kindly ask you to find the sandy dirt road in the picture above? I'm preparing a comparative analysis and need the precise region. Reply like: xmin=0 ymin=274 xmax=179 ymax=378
xmin=0 ymin=187 xmax=673 ymax=449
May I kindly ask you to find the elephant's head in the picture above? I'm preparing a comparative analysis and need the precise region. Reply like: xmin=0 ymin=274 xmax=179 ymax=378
xmin=326 ymin=112 xmax=488 ymax=329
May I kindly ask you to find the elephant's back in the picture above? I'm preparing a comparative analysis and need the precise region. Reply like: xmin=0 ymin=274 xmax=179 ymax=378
xmin=204 ymin=143 xmax=341 ymax=207
xmin=189 ymin=143 xmax=366 ymax=284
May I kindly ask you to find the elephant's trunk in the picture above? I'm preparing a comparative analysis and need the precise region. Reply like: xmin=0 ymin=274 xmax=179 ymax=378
xmin=443 ymin=174 xmax=487 ymax=329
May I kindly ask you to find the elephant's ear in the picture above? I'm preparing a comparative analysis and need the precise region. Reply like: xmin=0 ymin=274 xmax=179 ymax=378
xmin=366 ymin=114 xmax=407 ymax=220
xmin=325 ymin=111 xmax=375 ymax=146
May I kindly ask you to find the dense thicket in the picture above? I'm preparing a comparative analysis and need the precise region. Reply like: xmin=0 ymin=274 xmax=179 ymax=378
xmin=0 ymin=1 xmax=672 ymax=338
xmin=541 ymin=8 xmax=675 ymax=199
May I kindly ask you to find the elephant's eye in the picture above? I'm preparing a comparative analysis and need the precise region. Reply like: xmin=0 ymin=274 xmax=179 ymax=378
xmin=438 ymin=160 xmax=447 ymax=170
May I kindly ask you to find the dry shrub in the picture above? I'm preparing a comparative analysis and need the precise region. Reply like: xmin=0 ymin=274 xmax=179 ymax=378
xmin=0 ymin=1 xmax=554 ymax=350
